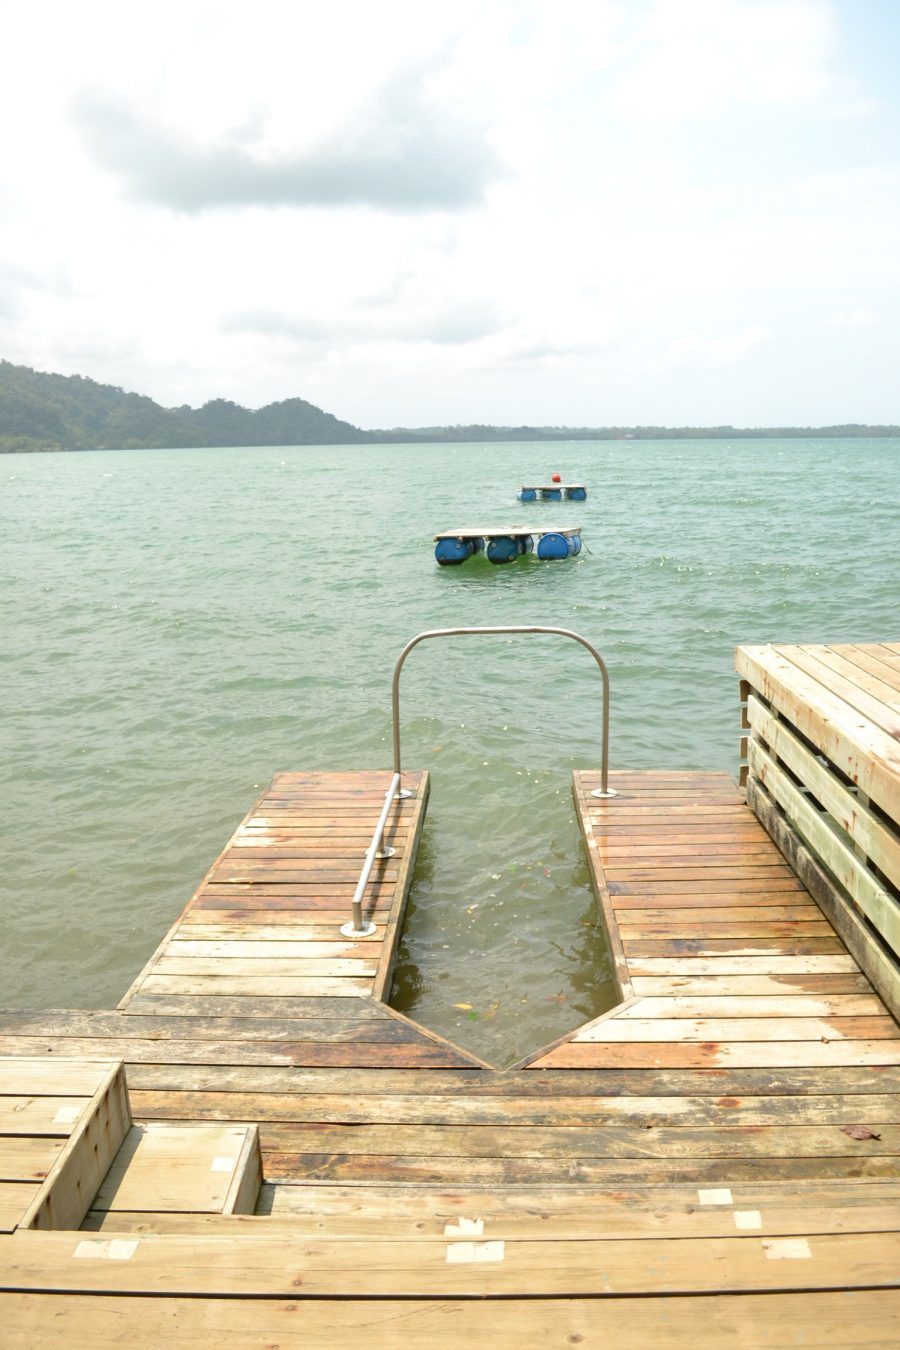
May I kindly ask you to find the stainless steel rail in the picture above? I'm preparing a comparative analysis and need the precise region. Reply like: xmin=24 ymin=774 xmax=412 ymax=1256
xmin=391 ymin=625 xmax=616 ymax=796
xmin=340 ymin=771 xmax=401 ymax=938
xmin=343 ymin=626 xmax=615 ymax=939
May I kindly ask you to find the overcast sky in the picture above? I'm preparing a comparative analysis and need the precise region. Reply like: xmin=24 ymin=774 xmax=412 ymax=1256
xmin=2 ymin=0 xmax=898 ymax=427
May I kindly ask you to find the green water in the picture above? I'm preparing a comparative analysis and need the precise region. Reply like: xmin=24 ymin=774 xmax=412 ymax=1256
xmin=1 ymin=439 xmax=897 ymax=1063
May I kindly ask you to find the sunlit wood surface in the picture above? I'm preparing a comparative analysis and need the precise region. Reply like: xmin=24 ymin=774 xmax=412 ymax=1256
xmin=1 ymin=767 xmax=898 ymax=1345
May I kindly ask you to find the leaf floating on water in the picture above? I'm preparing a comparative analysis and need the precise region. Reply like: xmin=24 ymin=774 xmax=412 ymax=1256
xmin=841 ymin=1125 xmax=882 ymax=1140
xmin=453 ymin=1002 xmax=473 ymax=1011
xmin=467 ymin=1010 xmax=480 ymax=1021
xmin=484 ymin=1001 xmax=500 ymax=1020
xmin=546 ymin=993 xmax=567 ymax=1004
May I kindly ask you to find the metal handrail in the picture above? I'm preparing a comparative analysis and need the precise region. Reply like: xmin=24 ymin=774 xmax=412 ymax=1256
xmin=342 ymin=626 xmax=615 ymax=939
xmin=340 ymin=771 xmax=401 ymax=938
xmin=391 ymin=625 xmax=616 ymax=795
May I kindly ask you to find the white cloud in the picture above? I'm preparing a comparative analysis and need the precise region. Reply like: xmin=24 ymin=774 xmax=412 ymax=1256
xmin=0 ymin=0 xmax=898 ymax=424
xmin=663 ymin=325 xmax=771 ymax=368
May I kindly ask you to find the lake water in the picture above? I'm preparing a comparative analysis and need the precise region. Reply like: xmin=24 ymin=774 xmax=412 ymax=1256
xmin=1 ymin=438 xmax=897 ymax=1064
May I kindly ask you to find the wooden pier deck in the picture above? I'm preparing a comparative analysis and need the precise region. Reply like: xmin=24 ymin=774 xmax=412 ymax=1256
xmin=2 ymin=659 xmax=899 ymax=1343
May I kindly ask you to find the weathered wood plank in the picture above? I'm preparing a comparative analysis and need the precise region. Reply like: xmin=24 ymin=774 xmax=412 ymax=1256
xmin=532 ymin=1040 xmax=900 ymax=1069
xmin=121 ymin=1062 xmax=898 ymax=1096
xmin=124 ymin=1088 xmax=900 ymax=1129
xmin=5 ymin=1228 xmax=900 ymax=1297
xmin=4 ymin=1291 xmax=900 ymax=1348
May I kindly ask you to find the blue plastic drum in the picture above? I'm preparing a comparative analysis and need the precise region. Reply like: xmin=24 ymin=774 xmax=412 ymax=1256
xmin=536 ymin=531 xmax=572 ymax=559
xmin=486 ymin=535 xmax=521 ymax=564
xmin=435 ymin=537 xmax=475 ymax=565
xmin=518 ymin=488 xmax=537 ymax=502
xmin=520 ymin=534 xmax=534 ymax=554
xmin=540 ymin=487 xmax=562 ymax=501
xmin=570 ymin=532 xmax=582 ymax=554
xmin=566 ymin=486 xmax=587 ymax=501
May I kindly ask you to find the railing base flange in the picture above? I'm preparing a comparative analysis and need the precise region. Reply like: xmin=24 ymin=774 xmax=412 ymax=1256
xmin=590 ymin=787 xmax=618 ymax=799
xmin=340 ymin=920 xmax=378 ymax=938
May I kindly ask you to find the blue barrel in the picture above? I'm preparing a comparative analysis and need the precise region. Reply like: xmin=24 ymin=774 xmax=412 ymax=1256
xmin=540 ymin=487 xmax=562 ymax=501
xmin=471 ymin=535 xmax=485 ymax=554
xmin=565 ymin=486 xmax=587 ymax=501
xmin=520 ymin=534 xmax=534 ymax=554
xmin=486 ymin=534 xmax=521 ymax=564
xmin=435 ymin=537 xmax=475 ymax=565
xmin=570 ymin=532 xmax=582 ymax=554
xmin=537 ymin=531 xmax=572 ymax=559
xmin=518 ymin=488 xmax=537 ymax=502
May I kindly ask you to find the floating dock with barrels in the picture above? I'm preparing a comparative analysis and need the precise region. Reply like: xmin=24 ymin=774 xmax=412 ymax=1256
xmin=518 ymin=482 xmax=587 ymax=501
xmin=434 ymin=524 xmax=583 ymax=564
xmin=1 ymin=636 xmax=898 ymax=1345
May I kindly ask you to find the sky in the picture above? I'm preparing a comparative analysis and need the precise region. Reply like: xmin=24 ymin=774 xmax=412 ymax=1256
xmin=1 ymin=0 xmax=899 ymax=428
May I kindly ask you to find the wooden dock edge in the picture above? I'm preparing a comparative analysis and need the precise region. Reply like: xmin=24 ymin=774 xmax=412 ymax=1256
xmin=372 ymin=773 xmax=430 ymax=1004
xmin=570 ymin=772 xmax=634 ymax=1003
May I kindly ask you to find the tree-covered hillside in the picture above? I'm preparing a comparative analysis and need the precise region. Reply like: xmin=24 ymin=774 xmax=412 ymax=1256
xmin=0 ymin=361 xmax=373 ymax=451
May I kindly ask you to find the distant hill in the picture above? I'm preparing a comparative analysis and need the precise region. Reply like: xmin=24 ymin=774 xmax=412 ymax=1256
xmin=0 ymin=360 xmax=373 ymax=451
xmin=1 ymin=359 xmax=898 ymax=451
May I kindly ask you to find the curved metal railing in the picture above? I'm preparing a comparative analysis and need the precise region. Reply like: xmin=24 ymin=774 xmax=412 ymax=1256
xmin=342 ymin=626 xmax=615 ymax=938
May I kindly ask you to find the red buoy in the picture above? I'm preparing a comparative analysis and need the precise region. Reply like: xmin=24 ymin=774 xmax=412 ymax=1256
xmin=551 ymin=472 xmax=561 ymax=482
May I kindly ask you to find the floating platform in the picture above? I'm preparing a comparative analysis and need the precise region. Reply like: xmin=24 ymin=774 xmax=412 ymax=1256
xmin=518 ymin=483 xmax=587 ymax=501
xmin=1 ymin=644 xmax=899 ymax=1344
xmin=433 ymin=525 xmax=582 ymax=565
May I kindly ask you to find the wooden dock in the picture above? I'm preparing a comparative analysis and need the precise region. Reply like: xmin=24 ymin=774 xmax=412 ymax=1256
xmin=1 ymin=649 xmax=899 ymax=1344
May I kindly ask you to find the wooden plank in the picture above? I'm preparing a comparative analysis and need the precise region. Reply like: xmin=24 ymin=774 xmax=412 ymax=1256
xmin=122 ymin=1062 xmax=896 ymax=1097
xmin=532 ymin=1039 xmax=900 ymax=1069
xmin=0 ymin=1097 xmax=92 ymax=1136
xmin=748 ymin=693 xmax=900 ymax=893
xmin=0 ymin=1140 xmax=62 ymax=1184
xmin=0 ymin=1061 xmax=112 ymax=1096
xmin=372 ymin=774 xmax=429 ymax=1002
xmin=572 ymin=1017 xmax=898 ymax=1043
xmin=572 ymin=773 xmax=632 ymax=999
xmin=629 ymin=974 xmax=876 ymax=996
xmin=747 ymin=777 xmax=900 ymax=1022
xmin=222 ymin=1126 xmax=260 ymax=1216
xmin=0 ymin=1184 xmax=40 ymax=1234
xmin=0 ymin=1035 xmax=476 ymax=1069
xmin=261 ymin=1149 xmax=899 ymax=1185
xmin=778 ymin=645 xmax=900 ymax=734
xmin=4 ymin=1228 xmax=900 ymax=1296
xmin=20 ymin=1064 xmax=131 ymax=1232
xmin=748 ymin=742 xmax=900 ymax=959
xmin=735 ymin=644 xmax=900 ymax=821
xmin=122 ymin=994 xmax=389 ymax=1019
xmin=251 ymin=1118 xmax=900 ymax=1159
xmin=93 ymin=1123 xmax=257 ymax=1214
xmin=616 ymin=995 xmax=887 ymax=1018
xmin=3 ymin=1291 xmax=900 ymax=1349
xmin=124 ymin=1088 xmax=900 ymax=1129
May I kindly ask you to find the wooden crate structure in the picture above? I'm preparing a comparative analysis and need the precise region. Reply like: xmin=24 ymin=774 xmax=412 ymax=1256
xmin=736 ymin=643 xmax=900 ymax=1020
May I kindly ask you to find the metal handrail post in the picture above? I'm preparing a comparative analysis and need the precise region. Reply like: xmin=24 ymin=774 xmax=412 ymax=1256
xmin=340 ymin=771 xmax=401 ymax=938
xmin=391 ymin=626 xmax=616 ymax=799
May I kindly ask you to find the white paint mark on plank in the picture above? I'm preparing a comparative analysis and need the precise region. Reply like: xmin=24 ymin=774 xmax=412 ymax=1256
xmin=52 ymin=1106 xmax=81 ymax=1125
xmin=73 ymin=1239 xmax=139 ymax=1261
xmin=446 ymin=1240 xmax=505 ymax=1263
xmin=211 ymin=1156 xmax=236 ymax=1172
xmin=698 ymin=1188 xmax=733 ymax=1206
xmin=734 ymin=1210 xmax=762 ymax=1230
xmin=763 ymin=1238 xmax=813 ymax=1260
xmin=443 ymin=1217 xmax=485 ymax=1237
